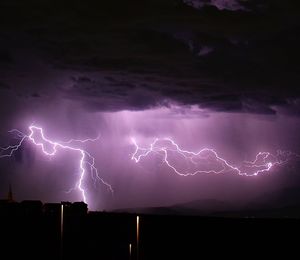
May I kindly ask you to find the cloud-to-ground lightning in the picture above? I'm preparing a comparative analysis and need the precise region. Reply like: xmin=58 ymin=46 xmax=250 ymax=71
xmin=131 ymin=138 xmax=300 ymax=177
xmin=0 ymin=125 xmax=113 ymax=203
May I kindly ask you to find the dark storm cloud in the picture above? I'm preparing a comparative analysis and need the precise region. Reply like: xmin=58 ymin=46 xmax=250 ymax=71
xmin=0 ymin=0 xmax=299 ymax=115
xmin=184 ymin=0 xmax=245 ymax=10
xmin=0 ymin=82 xmax=10 ymax=90
xmin=0 ymin=50 xmax=12 ymax=64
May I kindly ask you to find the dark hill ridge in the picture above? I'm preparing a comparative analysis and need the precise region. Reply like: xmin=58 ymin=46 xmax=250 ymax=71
xmin=114 ymin=187 xmax=300 ymax=218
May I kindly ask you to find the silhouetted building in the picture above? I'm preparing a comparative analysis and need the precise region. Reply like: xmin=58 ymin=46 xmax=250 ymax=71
xmin=62 ymin=201 xmax=88 ymax=216
xmin=0 ymin=191 xmax=88 ymax=219
xmin=20 ymin=200 xmax=43 ymax=216
xmin=43 ymin=201 xmax=88 ymax=218
xmin=44 ymin=203 xmax=61 ymax=217
xmin=72 ymin=201 xmax=88 ymax=216
xmin=0 ymin=200 xmax=19 ymax=216
xmin=61 ymin=201 xmax=72 ymax=217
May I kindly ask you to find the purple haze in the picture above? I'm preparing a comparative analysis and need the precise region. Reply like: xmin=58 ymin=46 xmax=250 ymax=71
xmin=1 ymin=101 xmax=300 ymax=210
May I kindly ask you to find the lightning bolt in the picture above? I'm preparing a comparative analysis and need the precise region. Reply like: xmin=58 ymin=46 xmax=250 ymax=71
xmin=0 ymin=125 xmax=113 ymax=204
xmin=131 ymin=138 xmax=299 ymax=177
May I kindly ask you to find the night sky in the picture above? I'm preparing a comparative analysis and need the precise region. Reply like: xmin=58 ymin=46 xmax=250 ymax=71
xmin=0 ymin=0 xmax=300 ymax=211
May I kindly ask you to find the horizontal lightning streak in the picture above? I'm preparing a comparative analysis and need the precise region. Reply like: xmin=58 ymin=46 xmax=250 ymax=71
xmin=131 ymin=138 xmax=299 ymax=177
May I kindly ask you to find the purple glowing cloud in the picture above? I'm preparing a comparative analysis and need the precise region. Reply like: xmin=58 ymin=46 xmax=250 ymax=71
xmin=0 ymin=107 xmax=300 ymax=210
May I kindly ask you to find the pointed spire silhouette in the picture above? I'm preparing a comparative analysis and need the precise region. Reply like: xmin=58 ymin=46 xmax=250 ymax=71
xmin=7 ymin=183 xmax=13 ymax=202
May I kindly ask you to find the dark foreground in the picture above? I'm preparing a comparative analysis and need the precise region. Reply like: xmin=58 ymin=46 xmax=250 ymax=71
xmin=1 ymin=207 xmax=299 ymax=260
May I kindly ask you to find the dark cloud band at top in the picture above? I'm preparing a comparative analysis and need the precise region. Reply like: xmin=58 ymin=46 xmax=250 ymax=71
xmin=0 ymin=0 xmax=299 ymax=116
